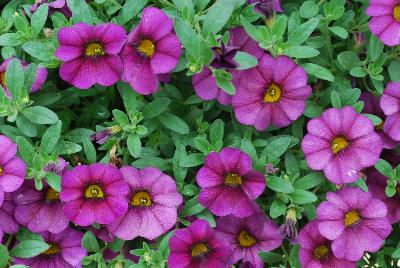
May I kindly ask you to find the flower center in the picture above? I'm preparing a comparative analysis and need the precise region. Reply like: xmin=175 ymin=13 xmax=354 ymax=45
xmin=313 ymin=245 xmax=330 ymax=261
xmin=375 ymin=121 xmax=384 ymax=130
xmin=238 ymin=230 xmax=257 ymax=247
xmin=42 ymin=243 xmax=60 ymax=255
xmin=264 ymin=83 xmax=282 ymax=103
xmin=0 ymin=71 xmax=6 ymax=88
xmin=85 ymin=42 xmax=105 ymax=57
xmin=224 ymin=173 xmax=242 ymax=186
xmin=84 ymin=184 xmax=105 ymax=199
xmin=393 ymin=5 xmax=400 ymax=21
xmin=131 ymin=191 xmax=152 ymax=207
xmin=191 ymin=243 xmax=209 ymax=258
xmin=344 ymin=210 xmax=361 ymax=227
xmin=331 ymin=136 xmax=349 ymax=154
xmin=0 ymin=166 xmax=3 ymax=176
xmin=138 ymin=39 xmax=155 ymax=58
xmin=45 ymin=188 xmax=59 ymax=201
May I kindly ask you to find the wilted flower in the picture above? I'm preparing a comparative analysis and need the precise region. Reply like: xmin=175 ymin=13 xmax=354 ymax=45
xmin=43 ymin=157 xmax=68 ymax=175
xmin=279 ymin=208 xmax=298 ymax=243
xmin=265 ymin=163 xmax=279 ymax=174
xmin=91 ymin=125 xmax=122 ymax=145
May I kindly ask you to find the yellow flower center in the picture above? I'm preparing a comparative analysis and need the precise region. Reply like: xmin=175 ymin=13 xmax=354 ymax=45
xmin=138 ymin=39 xmax=155 ymax=58
xmin=45 ymin=188 xmax=59 ymax=201
xmin=264 ymin=83 xmax=282 ymax=103
xmin=42 ymin=243 xmax=60 ymax=255
xmin=0 ymin=71 xmax=6 ymax=88
xmin=224 ymin=173 xmax=242 ymax=186
xmin=84 ymin=184 xmax=105 ymax=199
xmin=238 ymin=230 xmax=257 ymax=247
xmin=313 ymin=245 xmax=330 ymax=261
xmin=0 ymin=166 xmax=3 ymax=176
xmin=191 ymin=243 xmax=209 ymax=258
xmin=393 ymin=6 xmax=400 ymax=22
xmin=131 ymin=191 xmax=152 ymax=207
xmin=331 ymin=136 xmax=349 ymax=154
xmin=85 ymin=42 xmax=105 ymax=57
xmin=344 ymin=210 xmax=361 ymax=227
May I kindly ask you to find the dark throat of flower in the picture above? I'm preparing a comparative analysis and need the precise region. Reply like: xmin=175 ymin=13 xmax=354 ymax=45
xmin=0 ymin=165 xmax=3 ymax=176
xmin=375 ymin=121 xmax=384 ymax=131
xmin=84 ymin=184 xmax=105 ymax=199
xmin=131 ymin=191 xmax=152 ymax=207
xmin=344 ymin=210 xmax=361 ymax=227
xmin=42 ymin=243 xmax=60 ymax=256
xmin=138 ymin=39 xmax=155 ymax=58
xmin=224 ymin=173 xmax=242 ymax=187
xmin=191 ymin=243 xmax=209 ymax=259
xmin=264 ymin=83 xmax=282 ymax=103
xmin=0 ymin=71 xmax=6 ymax=88
xmin=313 ymin=244 xmax=331 ymax=262
xmin=45 ymin=188 xmax=60 ymax=201
xmin=85 ymin=42 xmax=105 ymax=57
xmin=393 ymin=5 xmax=400 ymax=22
xmin=238 ymin=230 xmax=257 ymax=247
xmin=331 ymin=136 xmax=349 ymax=154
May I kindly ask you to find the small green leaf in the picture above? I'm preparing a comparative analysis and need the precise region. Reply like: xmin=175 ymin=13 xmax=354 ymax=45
xmin=22 ymin=106 xmax=59 ymax=125
xmin=389 ymin=60 xmax=400 ymax=82
xmin=330 ymin=91 xmax=341 ymax=108
xmin=127 ymin=134 xmax=141 ymax=158
xmin=81 ymin=231 xmax=100 ymax=252
xmin=0 ymin=244 xmax=9 ymax=268
xmin=45 ymin=173 xmax=61 ymax=192
xmin=10 ymin=240 xmax=49 ymax=258
xmin=41 ymin=121 xmax=62 ymax=154
xmin=288 ymin=17 xmax=320 ymax=46
xmin=337 ymin=51 xmax=362 ymax=70
xmin=203 ymin=0 xmax=234 ymax=36
xmin=270 ymin=199 xmax=286 ymax=218
xmin=233 ymin=51 xmax=258 ymax=70
xmin=293 ymin=172 xmax=325 ymax=190
xmin=302 ymin=63 xmax=335 ymax=81
xmin=31 ymin=4 xmax=49 ymax=36
xmin=350 ymin=67 xmax=367 ymax=78
xmin=328 ymin=26 xmax=348 ymax=39
xmin=5 ymin=58 xmax=24 ymax=98
xmin=300 ymin=1 xmax=319 ymax=18
xmin=289 ymin=189 xmax=317 ymax=204
xmin=258 ymin=252 xmax=283 ymax=263
xmin=267 ymin=176 xmax=294 ymax=193
xmin=83 ymin=137 xmax=97 ymax=162
xmin=159 ymin=113 xmax=189 ymax=134
xmin=284 ymin=46 xmax=319 ymax=58
xmin=375 ymin=159 xmax=393 ymax=177
xmin=142 ymin=97 xmax=171 ymax=119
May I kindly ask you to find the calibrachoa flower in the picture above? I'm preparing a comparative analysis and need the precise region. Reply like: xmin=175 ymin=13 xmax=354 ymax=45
xmin=299 ymin=221 xmax=356 ymax=268
xmin=193 ymin=27 xmax=263 ymax=105
xmin=196 ymin=147 xmax=265 ymax=218
xmin=247 ymin=0 xmax=283 ymax=17
xmin=108 ymin=166 xmax=183 ymax=240
xmin=0 ymin=135 xmax=26 ymax=205
xmin=232 ymin=54 xmax=312 ymax=130
xmin=302 ymin=106 xmax=382 ymax=184
xmin=120 ymin=7 xmax=182 ymax=95
xmin=366 ymin=0 xmax=400 ymax=46
xmin=316 ymin=187 xmax=392 ymax=261
xmin=91 ymin=125 xmax=122 ymax=145
xmin=0 ymin=58 xmax=48 ymax=96
xmin=0 ymin=193 xmax=19 ymax=242
xmin=55 ymin=22 xmax=126 ymax=89
xmin=168 ymin=219 xmax=232 ymax=268
xmin=43 ymin=157 xmax=68 ymax=175
xmin=216 ymin=213 xmax=282 ymax=268
xmin=367 ymin=169 xmax=400 ymax=223
xmin=380 ymin=81 xmax=400 ymax=141
xmin=13 ymin=180 xmax=68 ymax=234
xmin=360 ymin=91 xmax=397 ymax=149
xmin=30 ymin=0 xmax=72 ymax=17
xmin=60 ymin=163 xmax=129 ymax=226
xmin=14 ymin=227 xmax=87 ymax=268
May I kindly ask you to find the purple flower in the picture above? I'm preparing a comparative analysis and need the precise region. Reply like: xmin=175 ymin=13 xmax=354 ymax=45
xmin=30 ymin=0 xmax=72 ymax=18
xmin=87 ymin=225 xmax=115 ymax=243
xmin=380 ymin=82 xmax=400 ymax=141
xmin=120 ymin=7 xmax=182 ymax=95
xmin=43 ymin=157 xmax=68 ymax=175
xmin=60 ymin=163 xmax=129 ymax=226
xmin=0 ymin=135 xmax=26 ymax=205
xmin=90 ymin=125 xmax=122 ymax=145
xmin=13 ymin=180 xmax=68 ymax=234
xmin=193 ymin=27 xmax=263 ymax=105
xmin=354 ymin=32 xmax=366 ymax=47
xmin=247 ymin=0 xmax=283 ymax=17
xmin=216 ymin=213 xmax=282 ymax=268
xmin=366 ymin=0 xmax=400 ymax=46
xmin=210 ymin=43 xmax=239 ymax=70
xmin=316 ymin=187 xmax=392 ymax=261
xmin=278 ymin=208 xmax=298 ymax=243
xmin=298 ymin=221 xmax=357 ymax=268
xmin=265 ymin=163 xmax=279 ymax=174
xmin=302 ymin=106 xmax=382 ymax=184
xmin=367 ymin=169 xmax=400 ymax=224
xmin=14 ymin=227 xmax=87 ymax=268
xmin=232 ymin=54 xmax=312 ymax=130
xmin=0 ymin=193 xmax=19 ymax=242
xmin=196 ymin=147 xmax=265 ymax=218
xmin=108 ymin=166 xmax=183 ymax=240
xmin=168 ymin=219 xmax=232 ymax=268
xmin=0 ymin=58 xmax=48 ymax=96
xmin=360 ymin=91 xmax=397 ymax=149
xmin=55 ymin=22 xmax=126 ymax=89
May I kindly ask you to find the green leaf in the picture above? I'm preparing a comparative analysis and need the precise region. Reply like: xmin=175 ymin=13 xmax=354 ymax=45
xmin=159 ymin=113 xmax=189 ymax=134
xmin=81 ymin=231 xmax=100 ymax=252
xmin=368 ymin=34 xmax=384 ymax=62
xmin=267 ymin=176 xmax=294 ymax=193
xmin=174 ymin=18 xmax=200 ymax=57
xmin=22 ymin=41 xmax=55 ymax=61
xmin=160 ymin=231 xmax=174 ymax=258
xmin=58 ymin=141 xmax=82 ymax=154
xmin=180 ymin=153 xmax=204 ymax=167
xmin=180 ymin=195 xmax=204 ymax=217
xmin=302 ymin=63 xmax=335 ymax=81
xmin=142 ymin=97 xmax=171 ymax=118
xmin=5 ymin=58 xmax=24 ymax=98
xmin=271 ymin=15 xmax=287 ymax=38
xmin=263 ymin=136 xmax=291 ymax=160
xmin=112 ymin=109 xmax=129 ymax=125
xmin=116 ymin=0 xmax=147 ymax=24
xmin=233 ymin=51 xmax=258 ymax=70
xmin=0 ymin=244 xmax=9 ymax=268
xmin=41 ymin=121 xmax=62 ymax=154
xmin=67 ymin=0 xmax=93 ymax=24
xmin=203 ymin=0 xmax=234 ymax=36
xmin=0 ymin=33 xmax=21 ymax=47
xmin=45 ymin=173 xmax=61 ymax=192
xmin=83 ymin=137 xmax=97 ymax=162
xmin=127 ymin=134 xmax=142 ymax=158
xmin=350 ymin=67 xmax=367 ymax=77
xmin=258 ymin=252 xmax=283 ymax=263
xmin=289 ymin=189 xmax=317 ymax=204
xmin=290 ymin=244 xmax=302 ymax=267
xmin=375 ymin=159 xmax=393 ymax=177
xmin=389 ymin=60 xmax=400 ymax=82
xmin=194 ymin=137 xmax=210 ymax=153
xmin=209 ymin=119 xmax=224 ymax=145
xmin=9 ymin=240 xmax=49 ymax=258
xmin=288 ymin=17 xmax=320 ymax=46
xmin=241 ymin=16 xmax=263 ymax=43
xmin=330 ymin=91 xmax=341 ymax=108
xmin=284 ymin=46 xmax=319 ymax=58
xmin=23 ymin=64 xmax=38 ymax=91
xmin=15 ymin=136 xmax=35 ymax=165
xmin=16 ymin=115 xmax=37 ymax=137
xmin=392 ymin=247 xmax=400 ymax=258
xmin=337 ymin=51 xmax=362 ymax=70
xmin=328 ymin=26 xmax=348 ymax=39
xmin=355 ymin=178 xmax=368 ymax=192
xmin=22 ymin=106 xmax=59 ymax=125
xmin=31 ymin=4 xmax=49 ymax=36
xmin=294 ymin=172 xmax=324 ymax=190
xmin=270 ymin=199 xmax=286 ymax=218
xmin=300 ymin=1 xmax=319 ymax=18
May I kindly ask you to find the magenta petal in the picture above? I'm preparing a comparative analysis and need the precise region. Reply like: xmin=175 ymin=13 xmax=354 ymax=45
xmin=193 ymin=68 xmax=219 ymax=101
xmin=151 ymin=33 xmax=181 ymax=74
xmin=140 ymin=7 xmax=173 ymax=41
xmin=59 ymin=58 xmax=96 ymax=89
